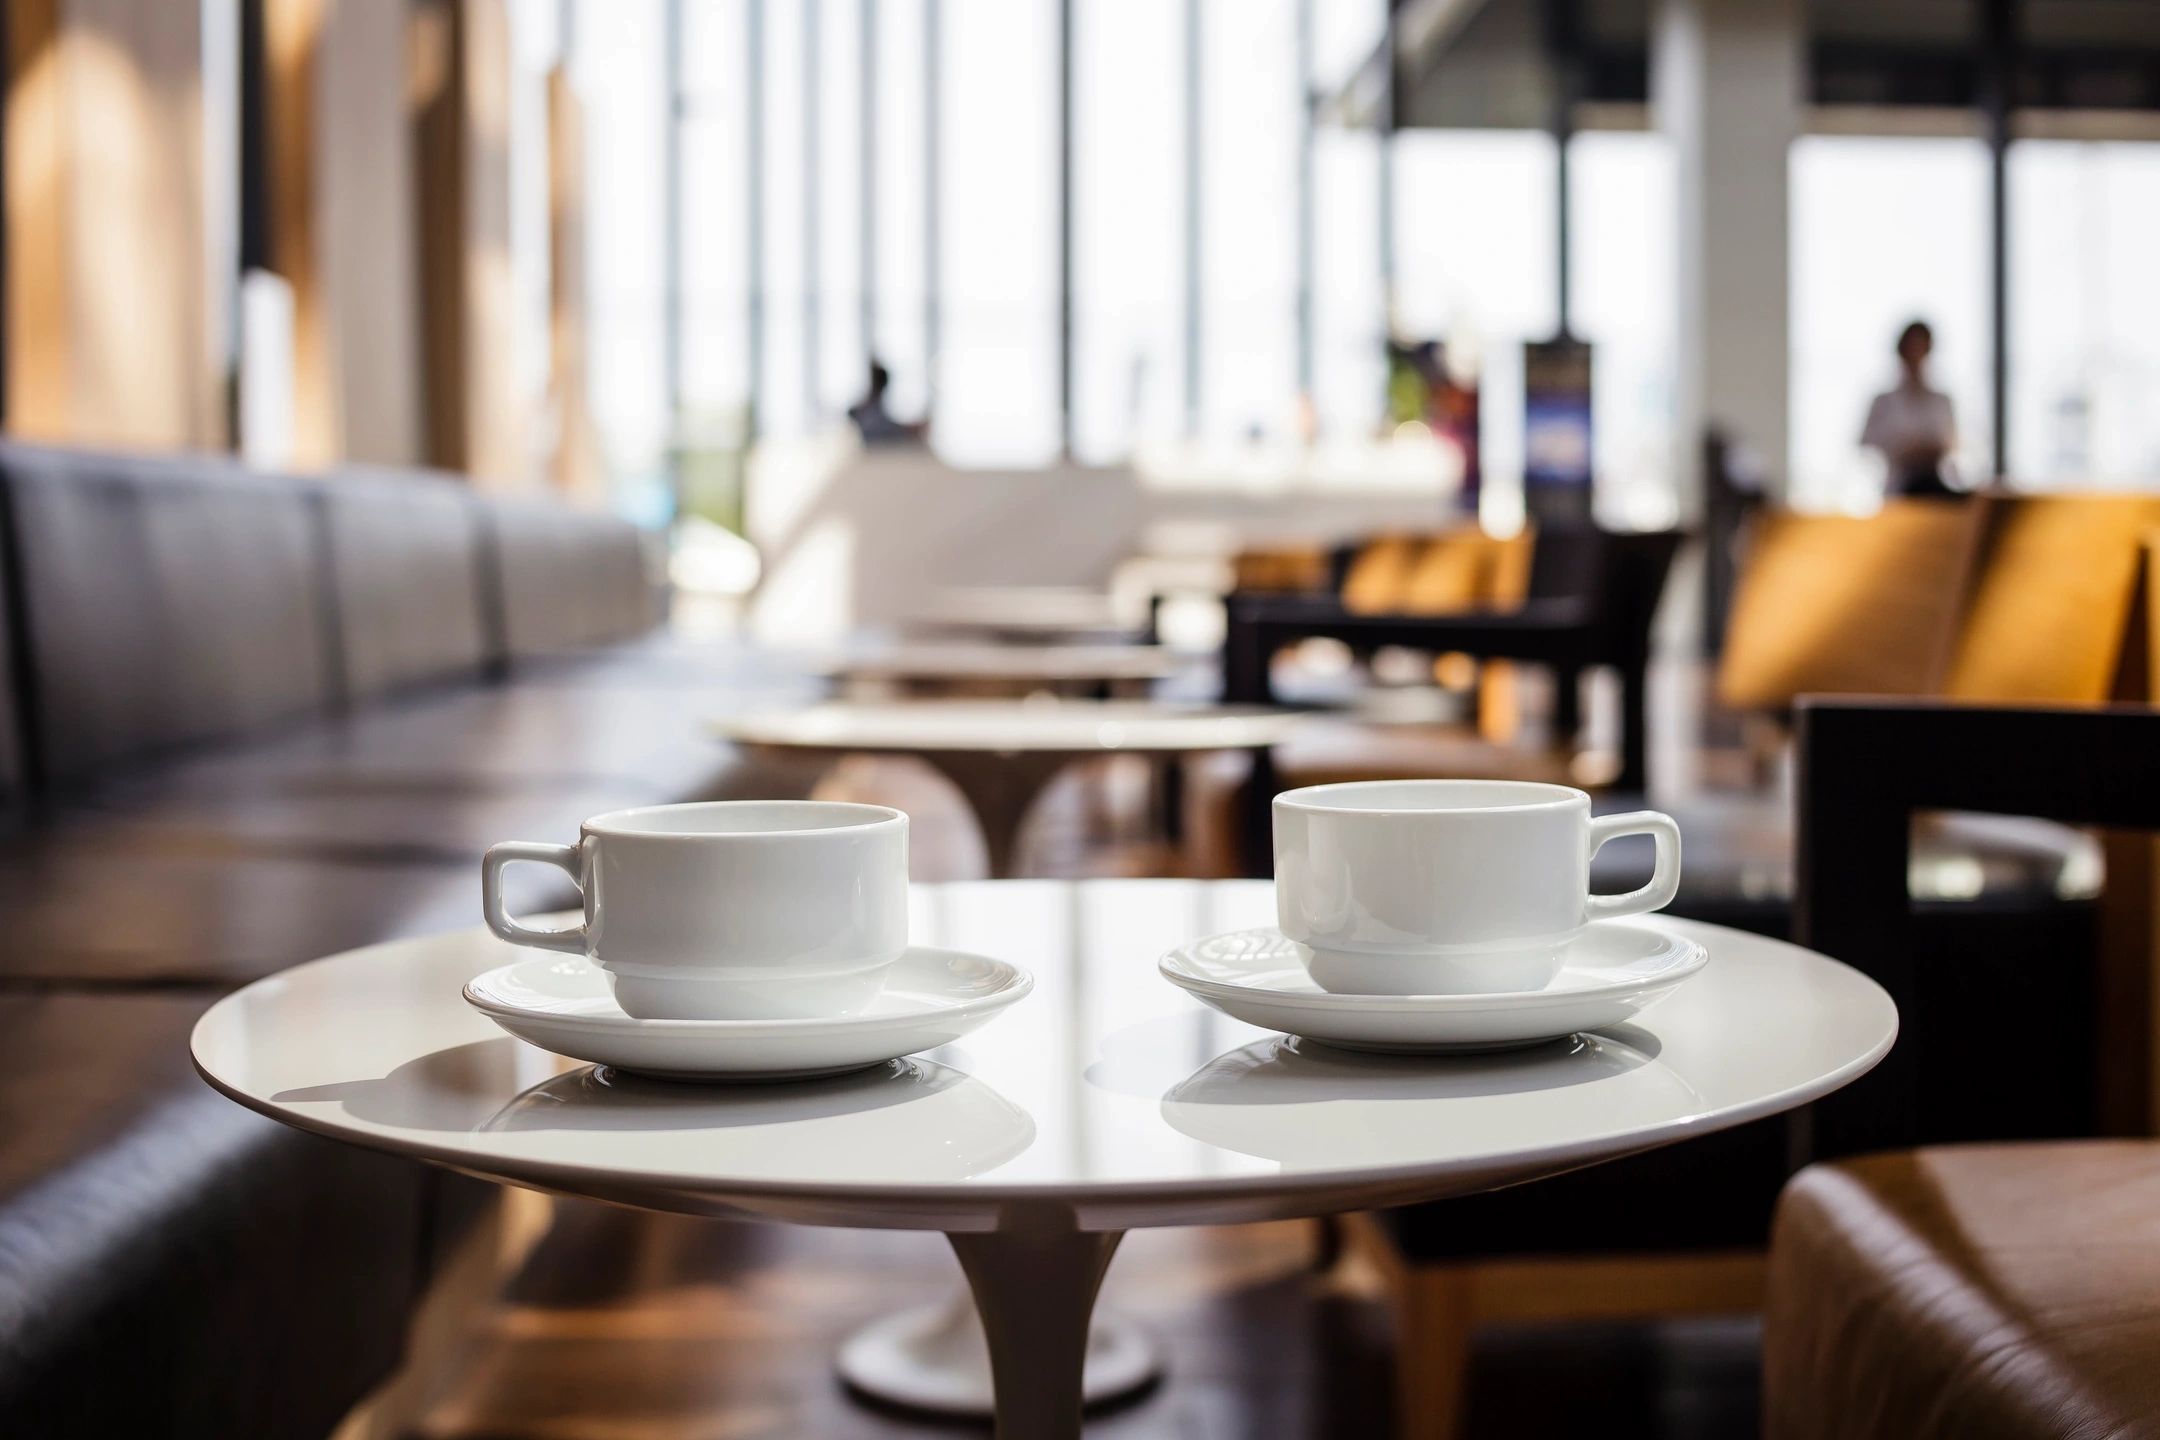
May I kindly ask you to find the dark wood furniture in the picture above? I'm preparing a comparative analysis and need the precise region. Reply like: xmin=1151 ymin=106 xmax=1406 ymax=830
xmin=1223 ymin=528 xmax=1677 ymax=794
xmin=1767 ymin=697 xmax=2160 ymax=1440
xmin=1351 ymin=694 xmax=2130 ymax=1440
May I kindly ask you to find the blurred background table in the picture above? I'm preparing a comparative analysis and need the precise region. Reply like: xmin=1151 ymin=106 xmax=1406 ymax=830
xmin=711 ymin=700 xmax=1304 ymax=878
xmin=906 ymin=586 xmax=1145 ymax=643
xmin=808 ymin=639 xmax=1188 ymax=699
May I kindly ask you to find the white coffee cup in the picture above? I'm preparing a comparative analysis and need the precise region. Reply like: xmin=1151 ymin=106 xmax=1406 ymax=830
xmin=481 ymin=800 xmax=909 ymax=1021
xmin=1274 ymin=779 xmax=1680 ymax=995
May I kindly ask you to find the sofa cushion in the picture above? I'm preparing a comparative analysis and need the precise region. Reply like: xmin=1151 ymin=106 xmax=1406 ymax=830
xmin=1764 ymin=1142 xmax=2160 ymax=1440
xmin=0 ymin=989 xmax=433 ymax=1439
xmin=0 ymin=818 xmax=570 ymax=988
xmin=0 ymin=443 xmax=333 ymax=784
xmin=322 ymin=467 xmax=492 ymax=701
xmin=483 ymin=497 xmax=656 ymax=660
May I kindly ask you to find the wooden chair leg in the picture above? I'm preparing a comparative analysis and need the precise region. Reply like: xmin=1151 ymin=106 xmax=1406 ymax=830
xmin=1391 ymin=1266 xmax=1474 ymax=1440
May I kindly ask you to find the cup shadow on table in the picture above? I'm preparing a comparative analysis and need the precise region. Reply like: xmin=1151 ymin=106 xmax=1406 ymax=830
xmin=273 ymin=1038 xmax=1021 ymax=1136
xmin=1083 ymin=1012 xmax=1664 ymax=1105
xmin=1085 ymin=1012 xmax=1698 ymax=1171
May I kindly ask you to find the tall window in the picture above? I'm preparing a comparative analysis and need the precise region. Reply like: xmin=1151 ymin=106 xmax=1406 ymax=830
xmin=681 ymin=3 xmax=752 ymax=444
xmin=935 ymin=0 xmax=1059 ymax=465
xmin=1390 ymin=130 xmax=1560 ymax=503
xmin=1196 ymin=0 xmax=1301 ymax=444
xmin=567 ymin=0 xmax=671 ymax=497
xmin=1789 ymin=135 xmax=1991 ymax=507
xmin=1310 ymin=0 xmax=1388 ymax=441
xmin=2009 ymin=140 xmax=2160 ymax=487
xmin=1071 ymin=0 xmax=1184 ymax=462
xmin=870 ymin=0 xmax=931 ymax=425
xmin=1570 ymin=130 xmax=1677 ymax=527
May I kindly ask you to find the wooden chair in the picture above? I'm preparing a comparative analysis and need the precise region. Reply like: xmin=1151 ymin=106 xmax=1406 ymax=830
xmin=1344 ymin=520 xmax=2160 ymax=1440
xmin=1715 ymin=500 xmax=1989 ymax=713
xmin=1764 ymin=695 xmax=2160 ymax=1440
xmin=1223 ymin=527 xmax=1677 ymax=799
xmin=1940 ymin=493 xmax=2160 ymax=704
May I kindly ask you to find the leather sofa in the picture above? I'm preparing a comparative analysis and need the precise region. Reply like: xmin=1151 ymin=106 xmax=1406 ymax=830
xmin=1765 ymin=1142 xmax=2160 ymax=1440
xmin=0 ymin=443 xmax=806 ymax=1436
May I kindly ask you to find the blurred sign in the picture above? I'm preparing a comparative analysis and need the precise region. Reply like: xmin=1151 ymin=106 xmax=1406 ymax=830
xmin=1523 ymin=337 xmax=1593 ymax=523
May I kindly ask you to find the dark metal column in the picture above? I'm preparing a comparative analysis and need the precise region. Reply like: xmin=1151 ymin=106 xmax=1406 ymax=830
xmin=1980 ymin=0 xmax=2017 ymax=480
xmin=1058 ymin=0 xmax=1076 ymax=454
xmin=1182 ymin=0 xmax=1203 ymax=435
xmin=1543 ymin=0 xmax=1582 ymax=336
xmin=804 ymin=0 xmax=822 ymax=422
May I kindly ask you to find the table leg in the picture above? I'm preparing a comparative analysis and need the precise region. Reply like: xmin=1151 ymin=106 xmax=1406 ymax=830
xmin=834 ymin=1228 xmax=1158 ymax=1435
xmin=915 ymin=751 xmax=1070 ymax=879
xmin=953 ymin=1226 xmax=1126 ymax=1440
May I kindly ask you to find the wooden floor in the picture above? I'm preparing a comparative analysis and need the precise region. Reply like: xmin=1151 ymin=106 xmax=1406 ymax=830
xmin=413 ymin=1204 xmax=1759 ymax=1440
xmin=410 ymin=748 xmax=1763 ymax=1440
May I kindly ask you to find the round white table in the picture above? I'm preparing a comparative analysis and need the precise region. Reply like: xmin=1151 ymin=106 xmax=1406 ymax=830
xmin=908 ymin=586 xmax=1141 ymax=642
xmin=192 ymin=879 xmax=1894 ymax=1440
xmin=709 ymin=701 xmax=1304 ymax=877
xmin=808 ymin=640 xmax=1186 ymax=698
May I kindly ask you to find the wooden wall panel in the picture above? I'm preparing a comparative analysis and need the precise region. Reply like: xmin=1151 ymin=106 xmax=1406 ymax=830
xmin=547 ymin=67 xmax=602 ymax=502
xmin=5 ymin=0 xmax=73 ymax=435
xmin=262 ymin=0 xmax=332 ymax=463
xmin=315 ymin=0 xmax=423 ymax=464
xmin=413 ymin=0 xmax=525 ymax=487
xmin=6 ymin=0 xmax=226 ymax=449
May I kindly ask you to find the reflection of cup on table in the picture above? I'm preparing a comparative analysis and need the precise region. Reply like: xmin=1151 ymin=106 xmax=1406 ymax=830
xmin=1274 ymin=780 xmax=1680 ymax=995
xmin=483 ymin=800 xmax=908 ymax=1021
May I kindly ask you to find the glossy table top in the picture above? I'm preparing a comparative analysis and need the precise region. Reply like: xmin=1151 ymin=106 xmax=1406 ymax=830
xmin=709 ymin=700 xmax=1303 ymax=756
xmin=194 ymin=881 xmax=1894 ymax=1233
xmin=908 ymin=587 xmax=1138 ymax=635
xmin=807 ymin=641 xmax=1185 ymax=685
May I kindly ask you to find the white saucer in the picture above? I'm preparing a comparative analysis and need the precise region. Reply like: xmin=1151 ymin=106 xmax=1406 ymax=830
xmin=463 ymin=947 xmax=1033 ymax=1082
xmin=1158 ymin=920 xmax=1707 ymax=1053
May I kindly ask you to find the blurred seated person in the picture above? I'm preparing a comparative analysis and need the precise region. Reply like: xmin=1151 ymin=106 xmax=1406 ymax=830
xmin=1861 ymin=320 xmax=1961 ymax=499
xmin=847 ymin=359 xmax=927 ymax=446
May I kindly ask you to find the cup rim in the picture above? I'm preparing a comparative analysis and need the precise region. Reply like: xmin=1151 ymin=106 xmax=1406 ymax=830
xmin=1273 ymin=778 xmax=1588 ymax=816
xmin=581 ymin=799 xmax=907 ymax=840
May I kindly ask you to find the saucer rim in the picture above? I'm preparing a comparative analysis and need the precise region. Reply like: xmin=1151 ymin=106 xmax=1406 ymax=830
xmin=463 ymin=944 xmax=1033 ymax=1033
xmin=1158 ymin=919 xmax=1707 ymax=1013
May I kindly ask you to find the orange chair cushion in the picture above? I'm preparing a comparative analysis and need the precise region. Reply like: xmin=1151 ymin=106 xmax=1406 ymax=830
xmin=1942 ymin=495 xmax=2160 ymax=704
xmin=1717 ymin=501 xmax=1989 ymax=711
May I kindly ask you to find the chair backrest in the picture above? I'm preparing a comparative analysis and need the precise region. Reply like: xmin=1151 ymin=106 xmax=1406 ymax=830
xmin=1796 ymin=698 xmax=2160 ymax=1158
xmin=1230 ymin=545 xmax=1332 ymax=595
xmin=482 ymin=496 xmax=658 ymax=661
xmin=0 ymin=525 xmax=25 ymax=807
xmin=1717 ymin=501 xmax=1989 ymax=711
xmin=1339 ymin=528 xmax=1535 ymax=617
xmin=1942 ymin=494 xmax=2160 ymax=705
xmin=1589 ymin=528 xmax=1684 ymax=654
xmin=319 ymin=467 xmax=493 ymax=702
xmin=0 ymin=443 xmax=336 ymax=786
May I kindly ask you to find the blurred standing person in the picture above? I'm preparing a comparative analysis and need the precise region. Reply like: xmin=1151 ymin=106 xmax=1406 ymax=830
xmin=1861 ymin=320 xmax=1961 ymax=499
xmin=847 ymin=359 xmax=927 ymax=446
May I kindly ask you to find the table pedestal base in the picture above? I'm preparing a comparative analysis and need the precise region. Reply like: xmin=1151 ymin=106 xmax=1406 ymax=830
xmin=836 ymin=1229 xmax=1159 ymax=1437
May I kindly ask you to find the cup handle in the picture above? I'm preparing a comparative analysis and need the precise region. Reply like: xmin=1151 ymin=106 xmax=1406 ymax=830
xmin=482 ymin=842 xmax=588 ymax=954
xmin=1583 ymin=811 xmax=1682 ymax=922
